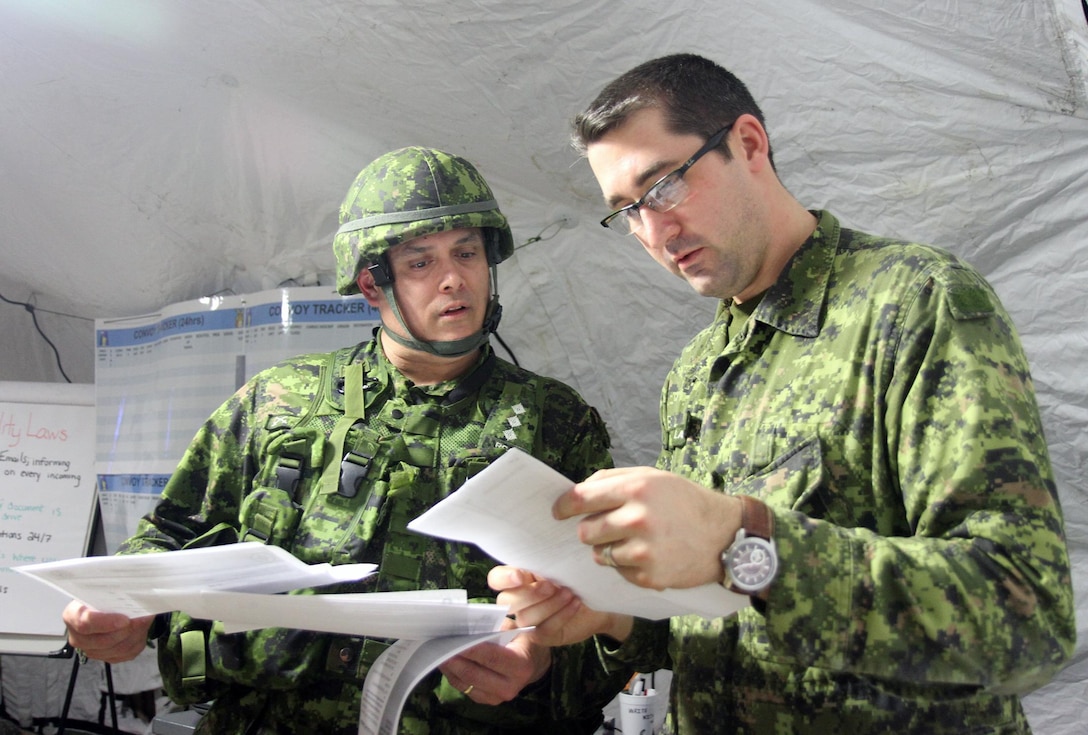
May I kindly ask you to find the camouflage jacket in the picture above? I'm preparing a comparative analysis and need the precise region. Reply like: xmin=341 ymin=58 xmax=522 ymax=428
xmin=120 ymin=335 xmax=628 ymax=735
xmin=602 ymin=211 xmax=1074 ymax=734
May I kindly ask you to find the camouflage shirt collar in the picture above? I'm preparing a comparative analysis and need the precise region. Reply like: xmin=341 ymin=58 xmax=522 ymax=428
xmin=748 ymin=209 xmax=840 ymax=339
xmin=360 ymin=336 xmax=494 ymax=404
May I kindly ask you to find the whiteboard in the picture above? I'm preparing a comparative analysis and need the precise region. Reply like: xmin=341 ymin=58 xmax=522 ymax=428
xmin=0 ymin=382 xmax=97 ymax=655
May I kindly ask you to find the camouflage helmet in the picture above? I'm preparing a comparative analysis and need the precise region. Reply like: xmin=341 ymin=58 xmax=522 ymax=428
xmin=334 ymin=147 xmax=515 ymax=295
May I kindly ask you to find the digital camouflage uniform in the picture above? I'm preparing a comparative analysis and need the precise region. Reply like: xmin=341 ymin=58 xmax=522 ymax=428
xmin=122 ymin=338 xmax=626 ymax=734
xmin=118 ymin=147 xmax=632 ymax=734
xmin=600 ymin=211 xmax=1074 ymax=734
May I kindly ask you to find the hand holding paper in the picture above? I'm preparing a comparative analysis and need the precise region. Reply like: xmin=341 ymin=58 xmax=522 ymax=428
xmin=408 ymin=448 xmax=747 ymax=620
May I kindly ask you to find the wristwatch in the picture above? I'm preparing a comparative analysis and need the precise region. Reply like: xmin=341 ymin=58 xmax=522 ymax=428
xmin=721 ymin=494 xmax=778 ymax=595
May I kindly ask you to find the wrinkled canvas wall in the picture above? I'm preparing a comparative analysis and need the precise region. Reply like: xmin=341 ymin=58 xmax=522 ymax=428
xmin=1 ymin=0 xmax=1086 ymax=730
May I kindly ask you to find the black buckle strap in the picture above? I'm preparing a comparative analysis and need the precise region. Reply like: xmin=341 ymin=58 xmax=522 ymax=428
xmin=274 ymin=455 xmax=303 ymax=495
xmin=339 ymin=450 xmax=374 ymax=498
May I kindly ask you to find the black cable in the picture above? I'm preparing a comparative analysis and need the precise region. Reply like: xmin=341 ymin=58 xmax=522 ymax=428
xmin=0 ymin=289 xmax=74 ymax=383
xmin=492 ymin=330 xmax=520 ymax=367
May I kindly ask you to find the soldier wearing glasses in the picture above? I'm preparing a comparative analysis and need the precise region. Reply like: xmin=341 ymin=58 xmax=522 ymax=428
xmin=492 ymin=53 xmax=1074 ymax=734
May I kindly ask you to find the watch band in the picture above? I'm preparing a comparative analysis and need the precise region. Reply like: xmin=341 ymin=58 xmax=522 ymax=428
xmin=739 ymin=494 xmax=773 ymax=541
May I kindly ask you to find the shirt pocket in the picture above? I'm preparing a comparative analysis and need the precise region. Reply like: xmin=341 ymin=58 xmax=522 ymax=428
xmin=733 ymin=433 xmax=860 ymax=528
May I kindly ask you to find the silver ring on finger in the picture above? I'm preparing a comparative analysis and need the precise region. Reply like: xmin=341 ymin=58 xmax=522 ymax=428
xmin=602 ymin=543 xmax=617 ymax=568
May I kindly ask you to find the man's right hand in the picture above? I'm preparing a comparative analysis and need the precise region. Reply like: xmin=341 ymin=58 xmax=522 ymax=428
xmin=488 ymin=566 xmax=633 ymax=648
xmin=62 ymin=599 xmax=155 ymax=664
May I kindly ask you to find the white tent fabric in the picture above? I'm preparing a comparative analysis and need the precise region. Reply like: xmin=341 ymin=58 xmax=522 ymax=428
xmin=1 ymin=0 xmax=1086 ymax=731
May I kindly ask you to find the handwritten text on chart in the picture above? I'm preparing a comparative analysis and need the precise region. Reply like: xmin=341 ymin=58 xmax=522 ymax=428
xmin=0 ymin=410 xmax=70 ymax=449
xmin=0 ymin=451 xmax=82 ymax=487
xmin=1 ymin=508 xmax=67 ymax=565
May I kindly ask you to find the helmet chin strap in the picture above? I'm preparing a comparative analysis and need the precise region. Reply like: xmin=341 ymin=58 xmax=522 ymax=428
xmin=378 ymin=264 xmax=502 ymax=358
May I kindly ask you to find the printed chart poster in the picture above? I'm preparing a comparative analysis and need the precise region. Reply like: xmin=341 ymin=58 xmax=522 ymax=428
xmin=0 ymin=382 xmax=97 ymax=654
xmin=95 ymin=287 xmax=380 ymax=552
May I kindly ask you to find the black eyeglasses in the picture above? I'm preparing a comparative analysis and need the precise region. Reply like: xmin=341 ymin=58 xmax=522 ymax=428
xmin=599 ymin=123 xmax=734 ymax=236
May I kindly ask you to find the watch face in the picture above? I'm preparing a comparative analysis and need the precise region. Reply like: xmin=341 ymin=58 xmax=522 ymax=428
xmin=727 ymin=536 xmax=778 ymax=593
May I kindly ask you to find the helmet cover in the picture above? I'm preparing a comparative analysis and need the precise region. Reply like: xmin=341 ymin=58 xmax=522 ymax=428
xmin=334 ymin=147 xmax=514 ymax=295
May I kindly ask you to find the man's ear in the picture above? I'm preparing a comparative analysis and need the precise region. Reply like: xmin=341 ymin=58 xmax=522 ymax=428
xmin=356 ymin=268 xmax=383 ymax=306
xmin=731 ymin=113 xmax=771 ymax=173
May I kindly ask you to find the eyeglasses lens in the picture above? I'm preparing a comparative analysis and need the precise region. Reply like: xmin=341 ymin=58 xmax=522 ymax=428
xmin=647 ymin=174 xmax=687 ymax=212
xmin=611 ymin=174 xmax=689 ymax=235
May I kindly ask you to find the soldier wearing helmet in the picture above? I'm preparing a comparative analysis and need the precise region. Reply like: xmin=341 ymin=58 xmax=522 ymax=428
xmin=334 ymin=146 xmax=513 ymax=359
xmin=62 ymin=147 xmax=631 ymax=734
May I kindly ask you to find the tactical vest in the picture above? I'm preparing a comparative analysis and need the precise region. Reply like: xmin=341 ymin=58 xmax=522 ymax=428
xmin=160 ymin=345 xmax=546 ymax=705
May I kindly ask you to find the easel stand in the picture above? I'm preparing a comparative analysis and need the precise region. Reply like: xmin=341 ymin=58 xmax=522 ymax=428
xmin=53 ymin=645 xmax=119 ymax=735
xmin=0 ymin=645 xmax=122 ymax=735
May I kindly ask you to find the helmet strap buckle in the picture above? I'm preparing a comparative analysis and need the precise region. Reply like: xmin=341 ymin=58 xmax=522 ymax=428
xmin=367 ymin=259 xmax=393 ymax=287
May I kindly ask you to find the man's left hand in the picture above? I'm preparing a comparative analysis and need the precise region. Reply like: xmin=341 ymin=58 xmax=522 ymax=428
xmin=438 ymin=620 xmax=551 ymax=705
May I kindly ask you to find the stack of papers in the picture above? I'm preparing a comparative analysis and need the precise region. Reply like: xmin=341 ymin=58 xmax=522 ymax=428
xmin=15 ymin=543 xmax=514 ymax=735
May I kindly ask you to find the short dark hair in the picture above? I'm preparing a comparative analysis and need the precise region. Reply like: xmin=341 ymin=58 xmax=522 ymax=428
xmin=572 ymin=53 xmax=774 ymax=169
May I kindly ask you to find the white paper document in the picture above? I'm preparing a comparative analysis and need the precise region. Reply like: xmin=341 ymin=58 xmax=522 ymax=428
xmin=16 ymin=538 xmax=525 ymax=733
xmin=150 ymin=588 xmax=509 ymax=640
xmin=408 ymin=448 xmax=748 ymax=620
xmin=14 ymin=542 xmax=377 ymax=617
xmin=359 ymin=627 xmax=525 ymax=735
